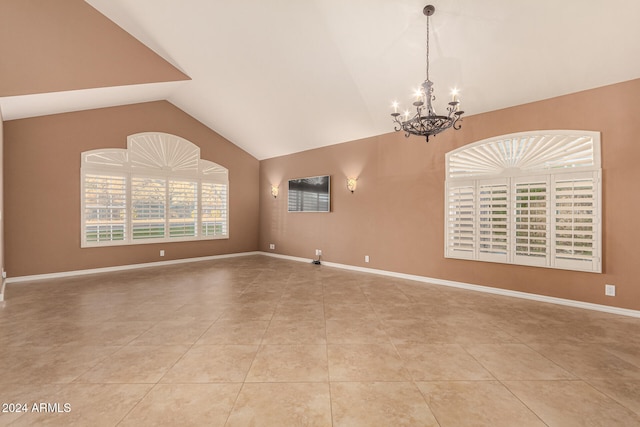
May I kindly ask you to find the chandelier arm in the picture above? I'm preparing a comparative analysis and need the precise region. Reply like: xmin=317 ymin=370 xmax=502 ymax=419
xmin=392 ymin=115 xmax=403 ymax=132
xmin=453 ymin=115 xmax=463 ymax=130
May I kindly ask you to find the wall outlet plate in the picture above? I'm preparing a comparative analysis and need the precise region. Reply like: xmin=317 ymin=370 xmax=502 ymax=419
xmin=269 ymin=244 xmax=275 ymax=250
xmin=605 ymin=284 xmax=616 ymax=296
xmin=315 ymin=249 xmax=322 ymax=256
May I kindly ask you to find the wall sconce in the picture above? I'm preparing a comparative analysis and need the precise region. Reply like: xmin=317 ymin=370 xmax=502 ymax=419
xmin=271 ymin=185 xmax=279 ymax=198
xmin=346 ymin=177 xmax=357 ymax=193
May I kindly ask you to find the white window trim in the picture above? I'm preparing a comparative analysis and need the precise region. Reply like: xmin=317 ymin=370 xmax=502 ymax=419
xmin=81 ymin=132 xmax=229 ymax=248
xmin=445 ymin=130 xmax=601 ymax=273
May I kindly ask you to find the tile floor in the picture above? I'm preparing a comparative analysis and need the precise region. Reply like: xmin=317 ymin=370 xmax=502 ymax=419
xmin=1 ymin=255 xmax=640 ymax=426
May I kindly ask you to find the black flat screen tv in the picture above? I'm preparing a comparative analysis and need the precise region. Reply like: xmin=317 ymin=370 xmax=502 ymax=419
xmin=288 ymin=175 xmax=330 ymax=212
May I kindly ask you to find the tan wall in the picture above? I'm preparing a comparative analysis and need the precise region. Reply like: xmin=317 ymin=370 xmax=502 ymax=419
xmin=0 ymin=0 xmax=188 ymax=97
xmin=259 ymin=79 xmax=640 ymax=311
xmin=4 ymin=101 xmax=259 ymax=277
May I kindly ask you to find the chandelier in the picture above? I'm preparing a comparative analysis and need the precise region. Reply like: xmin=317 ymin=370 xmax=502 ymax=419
xmin=391 ymin=5 xmax=464 ymax=142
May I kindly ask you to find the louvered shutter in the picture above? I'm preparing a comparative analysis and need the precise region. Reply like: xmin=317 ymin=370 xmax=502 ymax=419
xmin=478 ymin=180 xmax=509 ymax=262
xmin=444 ymin=130 xmax=601 ymax=273
xmin=169 ymin=179 xmax=198 ymax=237
xmin=553 ymin=172 xmax=600 ymax=272
xmin=81 ymin=133 xmax=229 ymax=247
xmin=201 ymin=182 xmax=228 ymax=237
xmin=131 ymin=176 xmax=166 ymax=239
xmin=445 ymin=182 xmax=475 ymax=259
xmin=513 ymin=176 xmax=550 ymax=267
xmin=83 ymin=173 xmax=127 ymax=243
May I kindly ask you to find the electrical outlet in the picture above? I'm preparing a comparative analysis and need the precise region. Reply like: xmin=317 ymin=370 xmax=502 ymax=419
xmin=160 ymin=250 xmax=165 ymax=257
xmin=365 ymin=255 xmax=370 ymax=263
xmin=269 ymin=243 xmax=275 ymax=250
xmin=605 ymin=284 xmax=616 ymax=297
xmin=315 ymin=249 xmax=322 ymax=256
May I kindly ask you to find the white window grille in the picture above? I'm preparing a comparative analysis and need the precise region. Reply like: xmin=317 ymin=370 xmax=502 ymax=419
xmin=445 ymin=130 xmax=601 ymax=273
xmin=81 ymin=132 xmax=229 ymax=247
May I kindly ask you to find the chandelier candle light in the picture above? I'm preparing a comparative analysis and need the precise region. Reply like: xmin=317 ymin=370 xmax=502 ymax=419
xmin=391 ymin=4 xmax=464 ymax=142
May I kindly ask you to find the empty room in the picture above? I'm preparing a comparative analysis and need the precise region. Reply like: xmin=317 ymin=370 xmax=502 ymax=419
xmin=1 ymin=0 xmax=640 ymax=425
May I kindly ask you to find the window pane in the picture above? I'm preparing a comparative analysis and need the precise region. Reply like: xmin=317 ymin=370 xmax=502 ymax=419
xmin=514 ymin=182 xmax=548 ymax=258
xmin=478 ymin=184 xmax=509 ymax=255
xmin=554 ymin=178 xmax=596 ymax=261
xmin=445 ymin=131 xmax=600 ymax=272
xmin=82 ymin=136 xmax=230 ymax=247
xmin=132 ymin=176 xmax=166 ymax=239
xmin=84 ymin=174 xmax=126 ymax=242
xmin=447 ymin=186 xmax=475 ymax=254
xmin=201 ymin=182 xmax=228 ymax=237
xmin=169 ymin=180 xmax=198 ymax=237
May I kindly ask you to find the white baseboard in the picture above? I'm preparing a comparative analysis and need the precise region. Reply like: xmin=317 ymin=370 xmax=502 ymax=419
xmin=261 ymin=252 xmax=640 ymax=319
xmin=5 ymin=250 xmax=638 ymax=319
xmin=5 ymin=251 xmax=262 ymax=284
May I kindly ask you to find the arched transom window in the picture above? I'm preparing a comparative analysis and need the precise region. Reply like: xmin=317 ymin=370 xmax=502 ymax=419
xmin=81 ymin=132 xmax=229 ymax=247
xmin=445 ymin=130 xmax=601 ymax=273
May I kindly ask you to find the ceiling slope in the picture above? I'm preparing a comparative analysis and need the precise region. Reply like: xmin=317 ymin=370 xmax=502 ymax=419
xmin=0 ymin=0 xmax=190 ymax=121
xmin=85 ymin=0 xmax=640 ymax=159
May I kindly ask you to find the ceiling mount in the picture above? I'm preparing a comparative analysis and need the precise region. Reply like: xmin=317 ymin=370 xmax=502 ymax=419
xmin=423 ymin=5 xmax=435 ymax=16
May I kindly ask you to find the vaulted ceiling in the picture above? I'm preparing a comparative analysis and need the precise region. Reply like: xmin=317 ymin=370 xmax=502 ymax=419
xmin=2 ymin=0 xmax=640 ymax=160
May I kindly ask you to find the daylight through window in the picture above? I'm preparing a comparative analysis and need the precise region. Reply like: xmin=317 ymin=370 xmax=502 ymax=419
xmin=445 ymin=130 xmax=601 ymax=273
xmin=81 ymin=132 xmax=229 ymax=247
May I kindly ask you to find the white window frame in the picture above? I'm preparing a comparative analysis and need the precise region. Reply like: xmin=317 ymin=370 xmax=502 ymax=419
xmin=81 ymin=132 xmax=229 ymax=247
xmin=445 ymin=130 xmax=601 ymax=273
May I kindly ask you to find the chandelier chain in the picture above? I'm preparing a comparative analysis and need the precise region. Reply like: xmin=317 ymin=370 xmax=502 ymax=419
xmin=425 ymin=11 xmax=430 ymax=81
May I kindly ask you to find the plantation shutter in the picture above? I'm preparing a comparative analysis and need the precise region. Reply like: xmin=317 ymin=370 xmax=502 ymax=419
xmin=201 ymin=182 xmax=228 ymax=237
xmin=445 ymin=182 xmax=475 ymax=259
xmin=80 ymin=133 xmax=235 ymax=247
xmin=553 ymin=172 xmax=600 ymax=271
xmin=513 ymin=177 xmax=550 ymax=267
xmin=478 ymin=180 xmax=509 ymax=262
xmin=83 ymin=173 xmax=127 ymax=243
xmin=131 ymin=176 xmax=166 ymax=239
xmin=444 ymin=130 xmax=601 ymax=273
xmin=169 ymin=179 xmax=198 ymax=237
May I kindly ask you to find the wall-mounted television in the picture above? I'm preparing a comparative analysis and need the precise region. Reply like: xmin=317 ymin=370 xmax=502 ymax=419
xmin=288 ymin=175 xmax=330 ymax=212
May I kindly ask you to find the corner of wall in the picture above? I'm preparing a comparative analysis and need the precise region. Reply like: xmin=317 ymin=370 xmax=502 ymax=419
xmin=0 ymin=107 xmax=4 ymax=301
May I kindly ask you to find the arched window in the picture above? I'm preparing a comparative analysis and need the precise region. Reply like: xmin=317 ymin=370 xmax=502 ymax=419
xmin=81 ymin=132 xmax=229 ymax=247
xmin=445 ymin=130 xmax=601 ymax=272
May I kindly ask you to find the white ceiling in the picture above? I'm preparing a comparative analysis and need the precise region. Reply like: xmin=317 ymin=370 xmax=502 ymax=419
xmin=5 ymin=0 xmax=640 ymax=160
xmin=0 ymin=81 xmax=187 ymax=121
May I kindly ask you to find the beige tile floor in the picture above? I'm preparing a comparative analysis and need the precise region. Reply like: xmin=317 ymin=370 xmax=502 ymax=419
xmin=1 ymin=255 xmax=640 ymax=426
